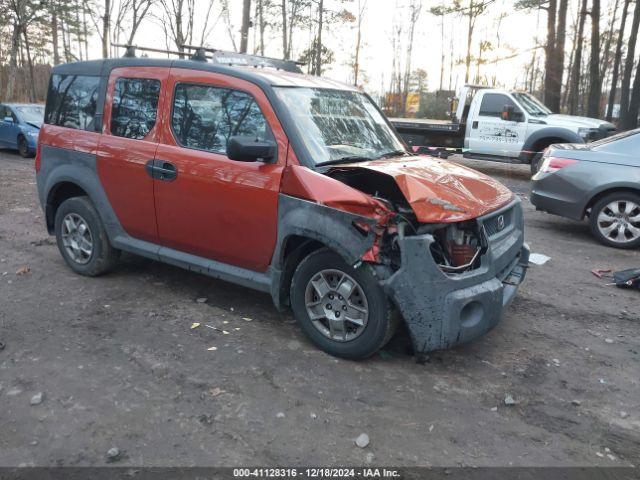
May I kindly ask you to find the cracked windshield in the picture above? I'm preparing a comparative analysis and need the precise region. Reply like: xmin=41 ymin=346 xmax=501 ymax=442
xmin=274 ymin=87 xmax=406 ymax=165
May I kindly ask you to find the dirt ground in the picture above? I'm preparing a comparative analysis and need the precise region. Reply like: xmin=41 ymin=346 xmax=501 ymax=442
xmin=0 ymin=149 xmax=638 ymax=467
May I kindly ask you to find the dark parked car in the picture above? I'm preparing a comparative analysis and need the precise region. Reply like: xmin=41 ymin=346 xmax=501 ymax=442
xmin=0 ymin=103 xmax=44 ymax=157
xmin=531 ymin=129 xmax=640 ymax=249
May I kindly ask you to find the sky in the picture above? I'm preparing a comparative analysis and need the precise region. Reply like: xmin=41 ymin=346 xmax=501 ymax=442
xmin=108 ymin=0 xmax=614 ymax=96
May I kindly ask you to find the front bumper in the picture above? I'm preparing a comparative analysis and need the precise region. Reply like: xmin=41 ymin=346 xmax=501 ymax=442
xmin=380 ymin=199 xmax=529 ymax=353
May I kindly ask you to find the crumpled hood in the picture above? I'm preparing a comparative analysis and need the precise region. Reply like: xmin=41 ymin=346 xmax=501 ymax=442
xmin=546 ymin=114 xmax=614 ymax=130
xmin=331 ymin=155 xmax=514 ymax=223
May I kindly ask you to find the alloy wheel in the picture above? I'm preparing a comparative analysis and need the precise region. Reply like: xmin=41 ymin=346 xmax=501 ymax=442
xmin=304 ymin=269 xmax=369 ymax=342
xmin=61 ymin=213 xmax=94 ymax=264
xmin=596 ymin=200 xmax=640 ymax=244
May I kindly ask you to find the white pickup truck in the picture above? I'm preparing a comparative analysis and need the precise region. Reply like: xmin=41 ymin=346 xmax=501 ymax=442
xmin=391 ymin=85 xmax=616 ymax=174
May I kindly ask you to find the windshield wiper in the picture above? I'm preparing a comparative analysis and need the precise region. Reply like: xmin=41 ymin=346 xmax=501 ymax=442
xmin=375 ymin=149 xmax=409 ymax=160
xmin=316 ymin=156 xmax=373 ymax=167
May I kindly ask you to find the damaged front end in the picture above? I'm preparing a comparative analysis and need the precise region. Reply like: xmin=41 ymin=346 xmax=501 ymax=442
xmin=276 ymin=159 xmax=529 ymax=354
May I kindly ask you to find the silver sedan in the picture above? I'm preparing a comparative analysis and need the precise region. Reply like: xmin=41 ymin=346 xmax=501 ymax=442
xmin=531 ymin=129 xmax=640 ymax=249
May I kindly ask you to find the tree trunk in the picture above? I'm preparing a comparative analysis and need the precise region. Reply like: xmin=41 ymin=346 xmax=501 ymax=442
xmin=543 ymin=0 xmax=557 ymax=109
xmin=619 ymin=0 xmax=640 ymax=128
xmin=587 ymin=0 xmax=601 ymax=117
xmin=281 ymin=0 xmax=288 ymax=59
xmin=550 ymin=0 xmax=568 ymax=112
xmin=52 ymin=4 xmax=60 ymax=65
xmin=21 ymin=26 xmax=36 ymax=102
xmin=607 ymin=0 xmax=630 ymax=121
xmin=353 ymin=1 xmax=364 ymax=86
xmin=6 ymin=21 xmax=20 ymax=101
xmin=626 ymin=53 xmax=640 ymax=128
xmin=569 ymin=0 xmax=588 ymax=114
xmin=314 ymin=0 xmax=324 ymax=75
xmin=102 ymin=0 xmax=111 ymax=58
xmin=240 ymin=0 xmax=252 ymax=53
xmin=464 ymin=0 xmax=474 ymax=83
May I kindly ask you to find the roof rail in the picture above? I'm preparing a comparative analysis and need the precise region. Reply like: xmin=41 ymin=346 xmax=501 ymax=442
xmin=112 ymin=43 xmax=304 ymax=73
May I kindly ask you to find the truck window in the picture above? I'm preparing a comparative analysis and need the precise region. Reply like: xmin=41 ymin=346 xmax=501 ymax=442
xmin=479 ymin=93 xmax=519 ymax=118
xmin=171 ymin=83 xmax=272 ymax=155
xmin=110 ymin=78 xmax=161 ymax=140
xmin=45 ymin=74 xmax=100 ymax=131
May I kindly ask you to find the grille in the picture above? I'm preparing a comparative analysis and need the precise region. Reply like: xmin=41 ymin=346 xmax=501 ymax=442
xmin=483 ymin=208 xmax=513 ymax=237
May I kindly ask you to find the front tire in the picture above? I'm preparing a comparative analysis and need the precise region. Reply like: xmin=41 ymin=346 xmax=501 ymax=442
xmin=290 ymin=249 xmax=397 ymax=359
xmin=530 ymin=152 xmax=544 ymax=175
xmin=54 ymin=196 xmax=120 ymax=276
xmin=17 ymin=135 xmax=31 ymax=158
xmin=589 ymin=192 xmax=640 ymax=249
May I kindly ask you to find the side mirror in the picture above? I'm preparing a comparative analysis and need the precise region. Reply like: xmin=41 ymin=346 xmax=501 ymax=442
xmin=227 ymin=136 xmax=276 ymax=163
xmin=3 ymin=116 xmax=14 ymax=123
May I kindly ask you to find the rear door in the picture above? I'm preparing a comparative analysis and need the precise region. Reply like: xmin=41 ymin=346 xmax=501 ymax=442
xmin=97 ymin=67 xmax=169 ymax=243
xmin=152 ymin=69 xmax=288 ymax=272
xmin=467 ymin=92 xmax=527 ymax=157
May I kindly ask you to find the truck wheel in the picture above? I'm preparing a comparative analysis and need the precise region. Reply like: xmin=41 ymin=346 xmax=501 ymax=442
xmin=54 ymin=196 xmax=120 ymax=276
xmin=530 ymin=152 xmax=544 ymax=175
xmin=290 ymin=249 xmax=397 ymax=359
xmin=589 ymin=192 xmax=640 ymax=249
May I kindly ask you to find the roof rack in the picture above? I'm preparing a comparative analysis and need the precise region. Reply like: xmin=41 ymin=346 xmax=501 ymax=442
xmin=112 ymin=43 xmax=304 ymax=73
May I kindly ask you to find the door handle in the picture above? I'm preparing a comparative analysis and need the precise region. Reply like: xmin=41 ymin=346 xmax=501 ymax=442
xmin=472 ymin=121 xmax=479 ymax=129
xmin=145 ymin=159 xmax=177 ymax=181
xmin=155 ymin=161 xmax=177 ymax=181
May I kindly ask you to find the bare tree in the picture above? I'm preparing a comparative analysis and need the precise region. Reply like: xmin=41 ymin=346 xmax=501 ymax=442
xmin=159 ymin=0 xmax=195 ymax=56
xmin=568 ymin=0 xmax=587 ymax=114
xmin=619 ymin=0 xmax=640 ymax=128
xmin=401 ymin=0 xmax=421 ymax=111
xmin=606 ymin=0 xmax=630 ymax=121
xmin=240 ymin=0 xmax=252 ymax=53
xmin=352 ymin=0 xmax=367 ymax=86
xmin=587 ymin=0 xmax=601 ymax=117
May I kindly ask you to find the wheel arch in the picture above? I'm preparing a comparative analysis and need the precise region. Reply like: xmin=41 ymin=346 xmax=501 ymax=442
xmin=521 ymin=128 xmax=584 ymax=163
xmin=45 ymin=181 xmax=92 ymax=233
xmin=584 ymin=185 xmax=640 ymax=218
xmin=269 ymin=194 xmax=380 ymax=311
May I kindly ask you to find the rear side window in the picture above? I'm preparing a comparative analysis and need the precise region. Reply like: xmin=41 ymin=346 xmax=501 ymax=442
xmin=171 ymin=83 xmax=272 ymax=155
xmin=45 ymin=74 xmax=100 ymax=131
xmin=111 ymin=78 xmax=161 ymax=139
xmin=479 ymin=93 xmax=519 ymax=118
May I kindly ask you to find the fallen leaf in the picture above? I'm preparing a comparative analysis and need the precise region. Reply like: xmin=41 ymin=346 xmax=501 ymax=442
xmin=209 ymin=387 xmax=224 ymax=397
xmin=207 ymin=346 xmax=218 ymax=351
xmin=242 ymin=317 xmax=252 ymax=322
xmin=16 ymin=266 xmax=30 ymax=275
xmin=190 ymin=322 xmax=201 ymax=329
xmin=222 ymin=330 xmax=230 ymax=335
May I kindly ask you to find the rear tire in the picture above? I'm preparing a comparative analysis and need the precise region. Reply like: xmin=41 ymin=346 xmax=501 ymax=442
xmin=290 ymin=249 xmax=397 ymax=359
xmin=589 ymin=192 xmax=640 ymax=249
xmin=17 ymin=135 xmax=31 ymax=158
xmin=54 ymin=196 xmax=120 ymax=276
xmin=530 ymin=152 xmax=544 ymax=175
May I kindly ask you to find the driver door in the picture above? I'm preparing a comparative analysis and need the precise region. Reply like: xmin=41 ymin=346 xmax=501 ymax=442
xmin=467 ymin=92 xmax=526 ymax=157
xmin=153 ymin=69 xmax=288 ymax=272
xmin=0 ymin=105 xmax=19 ymax=148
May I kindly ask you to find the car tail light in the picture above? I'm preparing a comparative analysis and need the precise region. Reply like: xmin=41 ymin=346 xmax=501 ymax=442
xmin=35 ymin=143 xmax=41 ymax=173
xmin=540 ymin=156 xmax=578 ymax=174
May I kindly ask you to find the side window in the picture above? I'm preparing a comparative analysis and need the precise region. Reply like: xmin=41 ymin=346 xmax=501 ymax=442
xmin=479 ymin=94 xmax=519 ymax=118
xmin=171 ymin=83 xmax=273 ymax=155
xmin=45 ymin=74 xmax=100 ymax=131
xmin=111 ymin=78 xmax=161 ymax=140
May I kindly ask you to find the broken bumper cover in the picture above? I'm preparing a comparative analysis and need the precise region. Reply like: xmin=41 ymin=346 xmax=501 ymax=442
xmin=380 ymin=199 xmax=529 ymax=353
